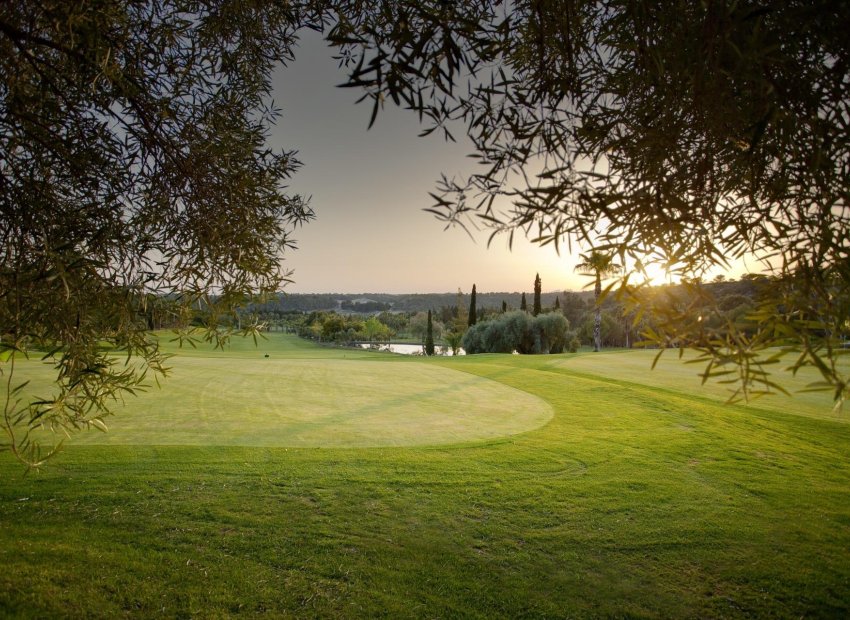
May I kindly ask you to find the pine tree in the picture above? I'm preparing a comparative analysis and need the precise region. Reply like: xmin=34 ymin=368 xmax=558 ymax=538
xmin=520 ymin=293 xmax=527 ymax=312
xmin=533 ymin=273 xmax=542 ymax=316
xmin=468 ymin=284 xmax=477 ymax=327
xmin=425 ymin=309 xmax=435 ymax=356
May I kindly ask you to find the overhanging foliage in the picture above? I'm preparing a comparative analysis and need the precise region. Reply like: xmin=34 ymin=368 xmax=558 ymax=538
xmin=323 ymin=0 xmax=850 ymax=405
xmin=0 ymin=1 xmax=318 ymax=466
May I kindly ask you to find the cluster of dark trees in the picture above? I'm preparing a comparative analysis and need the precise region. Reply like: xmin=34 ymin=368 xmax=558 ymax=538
xmin=460 ymin=275 xmax=573 ymax=354
xmin=289 ymin=310 xmax=423 ymax=345
xmin=566 ymin=276 xmax=762 ymax=349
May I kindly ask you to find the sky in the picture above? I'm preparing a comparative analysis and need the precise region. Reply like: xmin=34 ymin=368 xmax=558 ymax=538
xmin=268 ymin=31 xmax=596 ymax=295
xmin=269 ymin=32 xmax=745 ymax=295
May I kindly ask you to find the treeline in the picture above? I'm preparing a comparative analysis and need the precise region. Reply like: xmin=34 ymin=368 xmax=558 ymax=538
xmin=247 ymin=291 xmax=583 ymax=316
xmin=244 ymin=274 xmax=765 ymax=353
xmin=268 ymin=275 xmax=580 ymax=353
xmin=339 ymin=300 xmax=391 ymax=312
xmin=572 ymin=276 xmax=762 ymax=349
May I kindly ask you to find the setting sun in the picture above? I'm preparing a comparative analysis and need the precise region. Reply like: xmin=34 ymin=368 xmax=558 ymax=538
xmin=631 ymin=261 xmax=673 ymax=287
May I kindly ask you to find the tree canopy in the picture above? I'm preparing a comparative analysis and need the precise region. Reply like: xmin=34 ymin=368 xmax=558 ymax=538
xmin=0 ymin=1 xmax=318 ymax=465
xmin=325 ymin=0 xmax=850 ymax=404
xmin=463 ymin=310 xmax=570 ymax=355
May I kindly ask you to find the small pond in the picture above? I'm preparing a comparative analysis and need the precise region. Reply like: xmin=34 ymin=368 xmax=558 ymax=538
xmin=358 ymin=343 xmax=465 ymax=356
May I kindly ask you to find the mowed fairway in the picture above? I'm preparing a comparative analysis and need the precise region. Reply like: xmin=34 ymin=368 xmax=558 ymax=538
xmin=1 ymin=334 xmax=849 ymax=618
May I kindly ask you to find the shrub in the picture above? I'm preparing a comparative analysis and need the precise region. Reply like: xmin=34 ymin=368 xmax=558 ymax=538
xmin=532 ymin=313 xmax=569 ymax=354
xmin=461 ymin=323 xmax=486 ymax=354
xmin=462 ymin=311 xmax=569 ymax=355
xmin=499 ymin=311 xmax=533 ymax=353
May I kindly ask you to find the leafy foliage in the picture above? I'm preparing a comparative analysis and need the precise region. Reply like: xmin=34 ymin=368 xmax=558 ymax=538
xmin=326 ymin=0 xmax=850 ymax=404
xmin=532 ymin=312 xmax=569 ymax=354
xmin=0 ymin=1 xmax=316 ymax=465
xmin=462 ymin=310 xmax=570 ymax=355
xmin=362 ymin=316 xmax=392 ymax=342
xmin=443 ymin=329 xmax=464 ymax=356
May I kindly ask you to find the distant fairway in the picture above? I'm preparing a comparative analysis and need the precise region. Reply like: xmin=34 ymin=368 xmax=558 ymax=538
xmin=551 ymin=347 xmax=850 ymax=422
xmin=11 ymin=333 xmax=553 ymax=447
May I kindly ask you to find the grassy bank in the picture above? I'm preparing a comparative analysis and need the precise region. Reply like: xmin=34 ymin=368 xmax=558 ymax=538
xmin=1 ymin=334 xmax=848 ymax=617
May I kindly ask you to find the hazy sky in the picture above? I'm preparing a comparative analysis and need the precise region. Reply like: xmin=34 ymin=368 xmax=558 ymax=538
xmin=270 ymin=31 xmax=593 ymax=295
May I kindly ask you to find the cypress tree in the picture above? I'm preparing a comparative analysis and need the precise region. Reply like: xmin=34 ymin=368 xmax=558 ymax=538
xmin=501 ymin=300 xmax=507 ymax=313
xmin=425 ymin=309 xmax=435 ymax=355
xmin=468 ymin=284 xmax=477 ymax=327
xmin=455 ymin=287 xmax=468 ymax=332
xmin=520 ymin=293 xmax=527 ymax=312
xmin=533 ymin=273 xmax=542 ymax=316
xmin=554 ymin=295 xmax=561 ymax=310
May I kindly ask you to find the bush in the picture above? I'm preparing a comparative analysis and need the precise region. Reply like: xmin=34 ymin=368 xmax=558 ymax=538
xmin=461 ymin=323 xmax=485 ymax=354
xmin=498 ymin=311 xmax=533 ymax=353
xmin=462 ymin=311 xmax=570 ymax=355
xmin=532 ymin=312 xmax=569 ymax=353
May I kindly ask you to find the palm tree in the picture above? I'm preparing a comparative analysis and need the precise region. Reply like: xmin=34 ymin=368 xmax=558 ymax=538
xmin=575 ymin=251 xmax=622 ymax=352
xmin=444 ymin=330 xmax=464 ymax=356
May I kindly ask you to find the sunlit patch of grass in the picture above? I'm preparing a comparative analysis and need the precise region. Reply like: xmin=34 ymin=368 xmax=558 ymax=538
xmin=549 ymin=348 xmax=850 ymax=422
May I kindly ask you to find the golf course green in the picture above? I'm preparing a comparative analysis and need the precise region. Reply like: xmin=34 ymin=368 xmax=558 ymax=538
xmin=1 ymin=333 xmax=848 ymax=617
xmin=7 ymin=332 xmax=552 ymax=448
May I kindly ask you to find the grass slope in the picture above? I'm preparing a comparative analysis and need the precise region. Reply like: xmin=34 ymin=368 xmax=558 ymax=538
xmin=1 ymin=335 xmax=849 ymax=618
xmin=559 ymin=348 xmax=850 ymax=423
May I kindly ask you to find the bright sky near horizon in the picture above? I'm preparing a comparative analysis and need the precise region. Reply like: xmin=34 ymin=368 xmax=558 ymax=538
xmin=270 ymin=31 xmax=594 ymax=295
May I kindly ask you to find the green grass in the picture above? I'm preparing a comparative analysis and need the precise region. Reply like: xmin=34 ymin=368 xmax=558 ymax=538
xmin=558 ymin=347 xmax=850 ymax=422
xmin=1 ymin=335 xmax=849 ymax=618
xmin=12 ymin=333 xmax=551 ymax=447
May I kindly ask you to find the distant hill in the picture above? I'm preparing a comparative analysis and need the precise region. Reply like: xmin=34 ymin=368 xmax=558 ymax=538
xmin=248 ymin=291 xmax=595 ymax=314
xmin=248 ymin=279 xmax=761 ymax=316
